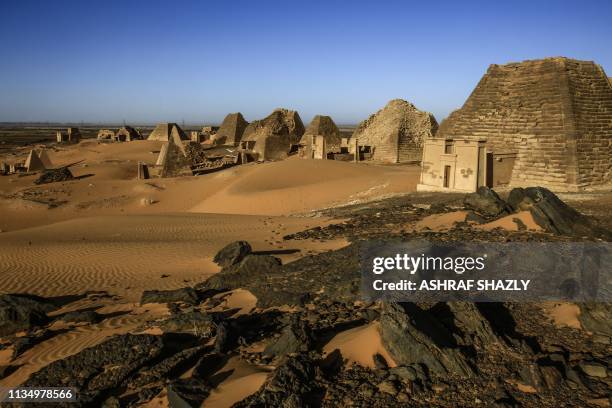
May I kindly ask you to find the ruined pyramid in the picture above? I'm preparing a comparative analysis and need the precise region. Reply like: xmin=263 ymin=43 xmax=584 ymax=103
xmin=241 ymin=108 xmax=305 ymax=160
xmin=214 ymin=113 xmax=249 ymax=146
xmin=435 ymin=57 xmax=612 ymax=191
xmin=299 ymin=115 xmax=342 ymax=158
xmin=147 ymin=123 xmax=188 ymax=142
xmin=350 ymin=99 xmax=438 ymax=163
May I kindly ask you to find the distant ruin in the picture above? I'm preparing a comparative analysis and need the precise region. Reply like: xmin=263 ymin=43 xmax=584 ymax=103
xmin=348 ymin=99 xmax=438 ymax=164
xmin=115 ymin=126 xmax=142 ymax=142
xmin=56 ymin=127 xmax=80 ymax=144
xmin=213 ymin=113 xmax=249 ymax=146
xmin=97 ymin=129 xmax=115 ymax=140
xmin=147 ymin=123 xmax=188 ymax=142
xmin=98 ymin=126 xmax=142 ymax=142
xmin=298 ymin=115 xmax=342 ymax=159
xmin=240 ymin=109 xmax=305 ymax=161
xmin=421 ymin=57 xmax=612 ymax=192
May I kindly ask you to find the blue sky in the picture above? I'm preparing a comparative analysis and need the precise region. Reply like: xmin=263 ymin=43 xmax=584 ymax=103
xmin=1 ymin=0 xmax=610 ymax=124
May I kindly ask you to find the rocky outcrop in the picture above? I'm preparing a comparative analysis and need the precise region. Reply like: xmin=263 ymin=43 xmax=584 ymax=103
xmin=264 ymin=315 xmax=313 ymax=357
xmin=34 ymin=167 xmax=74 ymax=185
xmin=464 ymin=186 xmax=511 ymax=217
xmin=213 ymin=241 xmax=252 ymax=267
xmin=507 ymin=187 xmax=611 ymax=239
xmin=26 ymin=334 xmax=165 ymax=406
xmin=140 ymin=287 xmax=199 ymax=305
xmin=199 ymin=254 xmax=282 ymax=292
xmin=379 ymin=302 xmax=474 ymax=377
xmin=234 ymin=355 xmax=322 ymax=407
xmin=0 ymin=294 xmax=56 ymax=336
xmin=350 ymin=99 xmax=438 ymax=163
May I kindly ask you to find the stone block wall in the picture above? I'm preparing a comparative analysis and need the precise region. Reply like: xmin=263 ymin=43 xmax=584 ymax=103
xmin=435 ymin=57 xmax=611 ymax=191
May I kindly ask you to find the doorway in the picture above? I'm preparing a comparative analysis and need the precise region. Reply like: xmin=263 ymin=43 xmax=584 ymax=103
xmin=443 ymin=165 xmax=451 ymax=188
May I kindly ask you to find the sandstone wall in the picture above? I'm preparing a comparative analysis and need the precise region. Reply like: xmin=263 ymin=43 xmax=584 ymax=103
xmin=435 ymin=57 xmax=611 ymax=191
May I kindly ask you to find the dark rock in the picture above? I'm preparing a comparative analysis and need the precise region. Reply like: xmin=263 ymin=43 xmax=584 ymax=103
xmin=12 ymin=329 xmax=57 ymax=358
xmin=214 ymin=321 xmax=232 ymax=353
xmin=264 ymin=315 xmax=313 ymax=357
xmin=465 ymin=211 xmax=487 ymax=224
xmin=213 ymin=241 xmax=252 ymax=267
xmin=200 ymin=254 xmax=282 ymax=291
xmin=359 ymin=308 xmax=380 ymax=322
xmin=34 ymin=167 xmax=74 ymax=185
xmin=578 ymin=303 xmax=612 ymax=336
xmin=508 ymin=187 xmax=611 ymax=239
xmin=380 ymin=302 xmax=473 ymax=377
xmin=234 ymin=355 xmax=322 ymax=407
xmin=167 ymin=379 xmax=211 ymax=407
xmin=25 ymin=334 xmax=164 ymax=406
xmin=101 ymin=396 xmax=121 ymax=408
xmin=433 ymin=302 xmax=498 ymax=348
xmin=373 ymin=353 xmax=389 ymax=369
xmin=0 ymin=364 xmax=19 ymax=379
xmin=0 ymin=294 xmax=56 ymax=336
xmin=57 ymin=310 xmax=101 ymax=324
xmin=130 ymin=345 xmax=206 ymax=388
xmin=319 ymin=349 xmax=343 ymax=377
xmin=140 ymin=287 xmax=199 ymax=305
xmin=192 ymin=352 xmax=227 ymax=379
xmin=158 ymin=310 xmax=215 ymax=338
xmin=579 ymin=362 xmax=607 ymax=378
xmin=463 ymin=186 xmax=510 ymax=217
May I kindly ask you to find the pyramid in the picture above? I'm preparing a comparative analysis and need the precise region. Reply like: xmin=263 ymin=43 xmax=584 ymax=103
xmin=24 ymin=150 xmax=45 ymax=172
xmin=299 ymin=115 xmax=342 ymax=158
xmin=350 ymin=99 xmax=438 ymax=163
xmin=214 ymin=113 xmax=249 ymax=146
xmin=37 ymin=149 xmax=53 ymax=168
xmin=241 ymin=108 xmax=305 ymax=160
xmin=158 ymin=136 xmax=191 ymax=178
xmin=434 ymin=57 xmax=612 ymax=191
xmin=147 ymin=123 xmax=188 ymax=142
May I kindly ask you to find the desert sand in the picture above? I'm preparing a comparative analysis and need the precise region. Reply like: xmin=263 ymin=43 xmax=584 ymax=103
xmin=0 ymin=139 xmax=421 ymax=394
xmin=323 ymin=321 xmax=397 ymax=368
xmin=0 ymin=140 xmax=419 ymax=300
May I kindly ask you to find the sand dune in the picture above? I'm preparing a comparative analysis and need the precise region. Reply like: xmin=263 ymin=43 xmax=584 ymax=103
xmin=190 ymin=157 xmax=420 ymax=215
xmin=0 ymin=143 xmax=419 ymax=232
xmin=0 ymin=213 xmax=340 ymax=301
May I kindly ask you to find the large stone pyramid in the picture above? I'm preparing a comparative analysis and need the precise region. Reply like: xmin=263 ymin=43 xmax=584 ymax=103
xmin=350 ymin=99 xmax=438 ymax=163
xmin=299 ymin=115 xmax=342 ymax=158
xmin=214 ymin=113 xmax=249 ymax=146
xmin=435 ymin=57 xmax=612 ymax=190
xmin=241 ymin=108 xmax=305 ymax=160
xmin=147 ymin=123 xmax=188 ymax=142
